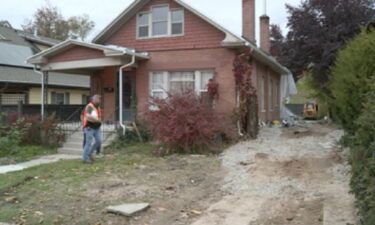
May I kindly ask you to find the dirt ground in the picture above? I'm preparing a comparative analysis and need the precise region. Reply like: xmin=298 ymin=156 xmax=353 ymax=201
xmin=0 ymin=123 xmax=357 ymax=225
xmin=191 ymin=122 xmax=358 ymax=225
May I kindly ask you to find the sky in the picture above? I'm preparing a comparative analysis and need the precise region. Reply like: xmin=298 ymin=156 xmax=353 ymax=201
xmin=0 ymin=0 xmax=302 ymax=42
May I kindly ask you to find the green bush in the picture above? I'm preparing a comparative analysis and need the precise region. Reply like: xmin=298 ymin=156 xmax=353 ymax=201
xmin=108 ymin=123 xmax=151 ymax=150
xmin=0 ymin=125 xmax=23 ymax=155
xmin=349 ymin=82 xmax=375 ymax=224
xmin=330 ymin=29 xmax=375 ymax=132
xmin=330 ymin=28 xmax=375 ymax=224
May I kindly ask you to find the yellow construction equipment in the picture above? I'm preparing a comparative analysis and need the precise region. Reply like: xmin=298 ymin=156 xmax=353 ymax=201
xmin=303 ymin=102 xmax=318 ymax=120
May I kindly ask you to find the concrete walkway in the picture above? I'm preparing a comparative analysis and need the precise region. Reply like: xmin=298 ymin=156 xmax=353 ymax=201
xmin=0 ymin=154 xmax=81 ymax=174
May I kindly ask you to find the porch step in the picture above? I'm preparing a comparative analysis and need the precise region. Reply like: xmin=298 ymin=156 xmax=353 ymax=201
xmin=58 ymin=147 xmax=82 ymax=155
xmin=64 ymin=142 xmax=83 ymax=149
xmin=58 ymin=130 xmax=117 ymax=155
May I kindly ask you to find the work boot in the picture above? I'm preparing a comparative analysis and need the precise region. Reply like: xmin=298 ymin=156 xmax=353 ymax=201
xmin=83 ymin=159 xmax=93 ymax=164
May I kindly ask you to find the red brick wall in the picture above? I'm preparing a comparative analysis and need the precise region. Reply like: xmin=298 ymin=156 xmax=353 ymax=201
xmin=135 ymin=48 xmax=237 ymax=119
xmin=49 ymin=46 xmax=105 ymax=63
xmin=242 ymin=0 xmax=256 ymax=42
xmin=256 ymin=62 xmax=281 ymax=122
xmin=260 ymin=15 xmax=270 ymax=53
xmin=104 ymin=0 xmax=226 ymax=51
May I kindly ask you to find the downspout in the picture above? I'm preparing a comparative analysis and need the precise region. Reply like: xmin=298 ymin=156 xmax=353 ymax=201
xmin=119 ymin=55 xmax=136 ymax=135
xmin=33 ymin=66 xmax=44 ymax=121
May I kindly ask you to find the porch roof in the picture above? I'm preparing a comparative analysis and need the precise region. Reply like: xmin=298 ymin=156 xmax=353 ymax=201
xmin=26 ymin=39 xmax=149 ymax=72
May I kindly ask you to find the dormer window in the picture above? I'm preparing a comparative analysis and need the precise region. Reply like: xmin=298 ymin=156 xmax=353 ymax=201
xmin=137 ymin=5 xmax=184 ymax=39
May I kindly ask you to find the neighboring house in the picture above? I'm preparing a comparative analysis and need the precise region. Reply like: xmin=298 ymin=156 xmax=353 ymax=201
xmin=0 ymin=21 xmax=90 ymax=106
xmin=27 ymin=0 xmax=296 ymax=123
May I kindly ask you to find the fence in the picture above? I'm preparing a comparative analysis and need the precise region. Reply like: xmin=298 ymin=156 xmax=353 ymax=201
xmin=0 ymin=103 xmax=85 ymax=123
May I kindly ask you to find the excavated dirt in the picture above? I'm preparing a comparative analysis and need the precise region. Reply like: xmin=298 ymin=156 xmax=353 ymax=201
xmin=191 ymin=123 xmax=358 ymax=225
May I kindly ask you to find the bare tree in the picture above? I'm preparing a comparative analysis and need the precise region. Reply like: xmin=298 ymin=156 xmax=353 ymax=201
xmin=22 ymin=1 xmax=95 ymax=41
xmin=68 ymin=15 xmax=95 ymax=41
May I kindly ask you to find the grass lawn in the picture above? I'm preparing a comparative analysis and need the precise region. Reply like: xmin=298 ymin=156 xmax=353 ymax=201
xmin=0 ymin=146 xmax=57 ymax=165
xmin=0 ymin=144 xmax=222 ymax=225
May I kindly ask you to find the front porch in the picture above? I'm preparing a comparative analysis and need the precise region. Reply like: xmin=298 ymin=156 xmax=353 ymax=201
xmin=27 ymin=40 xmax=149 ymax=124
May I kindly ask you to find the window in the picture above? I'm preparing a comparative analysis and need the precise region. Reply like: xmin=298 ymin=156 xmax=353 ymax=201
xmin=150 ymin=70 xmax=213 ymax=98
xmin=137 ymin=5 xmax=184 ymax=38
xmin=138 ymin=12 xmax=150 ymax=38
xmin=260 ymin=76 xmax=266 ymax=112
xmin=170 ymin=72 xmax=195 ymax=94
xmin=65 ymin=92 xmax=70 ymax=105
xmin=276 ymin=81 xmax=280 ymax=108
xmin=171 ymin=10 xmax=183 ymax=35
xmin=0 ymin=93 xmax=26 ymax=105
xmin=51 ymin=92 xmax=69 ymax=105
xmin=82 ymin=94 xmax=88 ymax=104
xmin=152 ymin=6 xmax=169 ymax=36
xmin=200 ymin=71 xmax=213 ymax=91
xmin=269 ymin=78 xmax=273 ymax=112
xmin=150 ymin=72 xmax=167 ymax=99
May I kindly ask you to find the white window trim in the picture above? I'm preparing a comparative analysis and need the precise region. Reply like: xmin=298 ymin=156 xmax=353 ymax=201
xmin=136 ymin=4 xmax=184 ymax=39
xmin=137 ymin=12 xmax=150 ymax=38
xmin=170 ymin=8 xmax=185 ymax=36
xmin=149 ymin=71 xmax=169 ymax=99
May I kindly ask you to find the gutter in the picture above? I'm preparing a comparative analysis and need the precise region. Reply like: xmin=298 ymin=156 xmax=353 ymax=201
xmin=118 ymin=54 xmax=136 ymax=135
xmin=223 ymin=40 xmax=291 ymax=75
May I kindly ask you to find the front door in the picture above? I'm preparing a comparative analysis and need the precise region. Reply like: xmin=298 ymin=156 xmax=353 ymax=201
xmin=116 ymin=71 xmax=135 ymax=122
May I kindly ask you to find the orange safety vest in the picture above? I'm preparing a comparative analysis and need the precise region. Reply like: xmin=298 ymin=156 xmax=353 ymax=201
xmin=82 ymin=102 xmax=102 ymax=128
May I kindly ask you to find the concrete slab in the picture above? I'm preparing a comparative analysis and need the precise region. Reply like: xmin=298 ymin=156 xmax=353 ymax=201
xmin=0 ymin=154 xmax=81 ymax=174
xmin=106 ymin=203 xmax=150 ymax=216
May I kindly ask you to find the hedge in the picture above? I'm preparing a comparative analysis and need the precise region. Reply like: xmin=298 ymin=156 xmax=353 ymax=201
xmin=330 ymin=28 xmax=375 ymax=224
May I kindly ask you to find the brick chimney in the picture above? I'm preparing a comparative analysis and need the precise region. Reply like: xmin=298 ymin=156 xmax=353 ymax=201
xmin=260 ymin=14 xmax=270 ymax=53
xmin=242 ymin=0 xmax=256 ymax=43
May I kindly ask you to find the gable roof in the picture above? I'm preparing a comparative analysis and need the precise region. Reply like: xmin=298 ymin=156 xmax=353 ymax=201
xmin=92 ymin=0 xmax=291 ymax=75
xmin=27 ymin=39 xmax=149 ymax=64
xmin=92 ymin=0 xmax=245 ymax=45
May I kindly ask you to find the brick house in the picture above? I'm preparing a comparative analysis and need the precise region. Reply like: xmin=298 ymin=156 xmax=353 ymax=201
xmin=27 ymin=0 xmax=296 ymax=125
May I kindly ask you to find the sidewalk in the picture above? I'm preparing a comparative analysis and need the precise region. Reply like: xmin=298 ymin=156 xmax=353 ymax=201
xmin=0 ymin=154 xmax=81 ymax=174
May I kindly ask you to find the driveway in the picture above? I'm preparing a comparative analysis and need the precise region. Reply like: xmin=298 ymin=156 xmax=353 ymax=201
xmin=191 ymin=123 xmax=357 ymax=225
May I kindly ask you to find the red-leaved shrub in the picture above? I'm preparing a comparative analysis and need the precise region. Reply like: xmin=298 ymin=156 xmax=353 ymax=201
xmin=143 ymin=91 xmax=227 ymax=154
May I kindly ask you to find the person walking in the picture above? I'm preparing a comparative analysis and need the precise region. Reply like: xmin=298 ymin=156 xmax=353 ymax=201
xmin=81 ymin=95 xmax=102 ymax=164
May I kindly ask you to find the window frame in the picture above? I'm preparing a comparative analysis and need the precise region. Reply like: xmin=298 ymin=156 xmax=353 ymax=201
xmin=136 ymin=4 xmax=184 ymax=39
xmin=260 ymin=75 xmax=266 ymax=112
xmin=149 ymin=70 xmax=214 ymax=99
xmin=275 ymin=80 xmax=280 ymax=110
xmin=269 ymin=77 xmax=273 ymax=112
xmin=137 ymin=11 xmax=151 ymax=38
xmin=170 ymin=8 xmax=184 ymax=36
xmin=151 ymin=4 xmax=169 ymax=37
